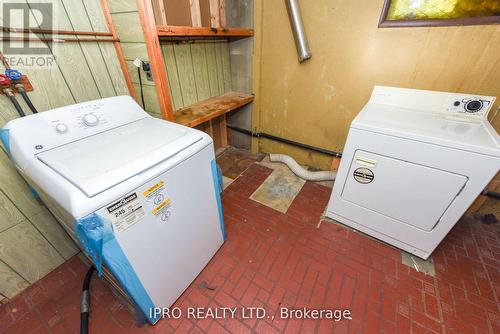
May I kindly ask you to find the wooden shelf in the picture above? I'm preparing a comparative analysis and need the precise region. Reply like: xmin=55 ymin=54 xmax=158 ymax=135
xmin=174 ymin=92 xmax=253 ymax=128
xmin=157 ymin=25 xmax=254 ymax=39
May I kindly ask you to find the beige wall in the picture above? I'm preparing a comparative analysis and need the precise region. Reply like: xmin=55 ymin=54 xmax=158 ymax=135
xmin=252 ymin=0 xmax=500 ymax=170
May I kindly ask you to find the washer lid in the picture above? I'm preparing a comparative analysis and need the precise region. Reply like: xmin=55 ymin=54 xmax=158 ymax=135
xmin=37 ymin=117 xmax=203 ymax=197
xmin=353 ymin=104 xmax=500 ymax=157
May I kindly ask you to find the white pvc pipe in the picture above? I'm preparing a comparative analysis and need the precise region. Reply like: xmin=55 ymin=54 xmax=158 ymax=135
xmin=269 ymin=154 xmax=336 ymax=181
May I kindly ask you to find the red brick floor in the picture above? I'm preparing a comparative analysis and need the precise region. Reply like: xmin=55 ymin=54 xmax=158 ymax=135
xmin=1 ymin=163 xmax=499 ymax=334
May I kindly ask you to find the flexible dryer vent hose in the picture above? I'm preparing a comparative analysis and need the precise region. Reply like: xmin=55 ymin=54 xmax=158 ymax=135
xmin=269 ymin=154 xmax=336 ymax=181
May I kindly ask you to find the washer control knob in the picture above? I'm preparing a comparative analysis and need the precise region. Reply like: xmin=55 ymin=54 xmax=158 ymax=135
xmin=82 ymin=113 xmax=99 ymax=126
xmin=464 ymin=100 xmax=483 ymax=113
xmin=55 ymin=123 xmax=68 ymax=134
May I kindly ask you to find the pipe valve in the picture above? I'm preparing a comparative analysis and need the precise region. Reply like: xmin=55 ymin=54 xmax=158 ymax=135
xmin=5 ymin=69 xmax=22 ymax=81
xmin=0 ymin=74 xmax=11 ymax=87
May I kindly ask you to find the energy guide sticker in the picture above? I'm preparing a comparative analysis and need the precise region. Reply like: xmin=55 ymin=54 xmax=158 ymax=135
xmin=106 ymin=193 xmax=145 ymax=233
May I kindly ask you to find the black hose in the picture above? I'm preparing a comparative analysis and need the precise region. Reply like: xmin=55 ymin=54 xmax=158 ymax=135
xmin=18 ymin=88 xmax=38 ymax=114
xmin=137 ymin=67 xmax=145 ymax=109
xmin=80 ymin=266 xmax=95 ymax=334
xmin=226 ymin=124 xmax=343 ymax=158
xmin=484 ymin=190 xmax=500 ymax=200
xmin=5 ymin=91 xmax=26 ymax=117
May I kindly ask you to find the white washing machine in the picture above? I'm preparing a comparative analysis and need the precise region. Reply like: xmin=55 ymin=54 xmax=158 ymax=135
xmin=1 ymin=96 xmax=225 ymax=324
xmin=326 ymin=86 xmax=500 ymax=259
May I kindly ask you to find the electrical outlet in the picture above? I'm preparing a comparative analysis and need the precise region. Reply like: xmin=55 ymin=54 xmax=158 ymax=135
xmin=142 ymin=62 xmax=153 ymax=82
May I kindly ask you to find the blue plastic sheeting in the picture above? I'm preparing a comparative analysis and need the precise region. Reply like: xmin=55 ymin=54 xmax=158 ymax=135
xmin=0 ymin=129 xmax=10 ymax=156
xmin=28 ymin=186 xmax=40 ymax=199
xmin=103 ymin=238 xmax=160 ymax=324
xmin=211 ymin=159 xmax=226 ymax=240
xmin=74 ymin=213 xmax=111 ymax=275
xmin=216 ymin=164 xmax=224 ymax=194
xmin=74 ymin=213 xmax=159 ymax=324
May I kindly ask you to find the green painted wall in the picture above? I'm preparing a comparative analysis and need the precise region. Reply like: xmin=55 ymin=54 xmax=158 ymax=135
xmin=0 ymin=0 xmax=129 ymax=301
xmin=161 ymin=39 xmax=231 ymax=111
xmin=108 ymin=0 xmax=163 ymax=117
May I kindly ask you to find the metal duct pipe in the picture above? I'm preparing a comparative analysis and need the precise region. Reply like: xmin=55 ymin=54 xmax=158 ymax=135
xmin=285 ymin=0 xmax=311 ymax=63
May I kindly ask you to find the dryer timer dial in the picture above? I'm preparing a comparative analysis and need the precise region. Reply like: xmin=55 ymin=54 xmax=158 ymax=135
xmin=464 ymin=100 xmax=483 ymax=113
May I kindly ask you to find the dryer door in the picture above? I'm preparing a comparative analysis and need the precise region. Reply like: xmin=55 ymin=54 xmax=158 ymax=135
xmin=340 ymin=150 xmax=467 ymax=231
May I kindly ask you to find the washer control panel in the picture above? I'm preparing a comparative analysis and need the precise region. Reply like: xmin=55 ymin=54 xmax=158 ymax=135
xmin=46 ymin=101 xmax=108 ymax=135
xmin=4 ymin=96 xmax=150 ymax=158
xmin=447 ymin=95 xmax=495 ymax=118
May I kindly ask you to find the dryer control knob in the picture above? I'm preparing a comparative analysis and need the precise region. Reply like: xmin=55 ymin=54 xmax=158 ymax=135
xmin=82 ymin=113 xmax=99 ymax=126
xmin=55 ymin=123 xmax=68 ymax=134
xmin=464 ymin=100 xmax=483 ymax=113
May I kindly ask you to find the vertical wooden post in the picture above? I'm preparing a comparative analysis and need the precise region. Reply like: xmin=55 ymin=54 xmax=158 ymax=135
xmin=136 ymin=0 xmax=174 ymax=120
xmin=151 ymin=0 xmax=167 ymax=25
xmin=100 ymin=0 xmax=137 ymax=100
xmin=189 ymin=0 xmax=202 ymax=27
xmin=207 ymin=120 xmax=214 ymax=138
xmin=219 ymin=0 xmax=226 ymax=28
xmin=220 ymin=114 xmax=228 ymax=147
xmin=209 ymin=0 xmax=220 ymax=28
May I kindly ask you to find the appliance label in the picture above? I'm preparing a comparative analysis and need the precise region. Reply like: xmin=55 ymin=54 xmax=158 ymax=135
xmin=106 ymin=192 xmax=145 ymax=233
xmin=143 ymin=180 xmax=173 ymax=222
xmin=353 ymin=168 xmax=374 ymax=184
xmin=143 ymin=181 xmax=164 ymax=199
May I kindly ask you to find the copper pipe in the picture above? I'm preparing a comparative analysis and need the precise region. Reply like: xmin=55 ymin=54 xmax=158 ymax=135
xmin=1 ymin=26 xmax=112 ymax=37
xmin=0 ymin=51 xmax=10 ymax=69
xmin=2 ymin=37 xmax=119 ymax=43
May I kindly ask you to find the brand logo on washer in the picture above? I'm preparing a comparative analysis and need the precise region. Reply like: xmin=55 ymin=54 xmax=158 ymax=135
xmin=353 ymin=168 xmax=374 ymax=184
xmin=107 ymin=193 xmax=137 ymax=213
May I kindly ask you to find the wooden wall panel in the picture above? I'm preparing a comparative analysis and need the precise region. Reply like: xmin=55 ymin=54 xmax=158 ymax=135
xmin=161 ymin=43 xmax=184 ymax=111
xmin=205 ymin=42 xmax=220 ymax=96
xmin=0 ymin=191 xmax=25 ymax=234
xmin=112 ymin=12 xmax=146 ymax=42
xmin=132 ymin=83 xmax=163 ymax=117
xmin=199 ymin=0 xmax=212 ymax=27
xmin=173 ymin=42 xmax=198 ymax=106
xmin=63 ymin=0 xmax=117 ymax=98
xmin=83 ymin=0 xmax=130 ymax=96
xmin=107 ymin=0 xmax=137 ymax=13
xmin=30 ymin=210 xmax=78 ymax=260
xmin=0 ymin=0 xmax=130 ymax=301
xmin=221 ymin=42 xmax=231 ymax=92
xmin=109 ymin=0 xmax=162 ymax=115
xmin=0 ymin=222 xmax=64 ymax=283
xmin=160 ymin=40 xmax=232 ymax=111
xmin=164 ymin=0 xmax=193 ymax=26
xmin=0 ymin=261 xmax=29 ymax=299
xmin=46 ymin=1 xmax=101 ymax=102
xmin=191 ymin=43 xmax=211 ymax=101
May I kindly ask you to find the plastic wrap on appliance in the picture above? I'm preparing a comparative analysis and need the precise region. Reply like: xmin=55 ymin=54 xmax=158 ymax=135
xmin=74 ymin=213 xmax=159 ymax=324
xmin=211 ymin=159 xmax=226 ymax=240
xmin=0 ymin=129 xmax=10 ymax=155
xmin=74 ymin=213 xmax=111 ymax=276
xmin=217 ymin=163 xmax=224 ymax=194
